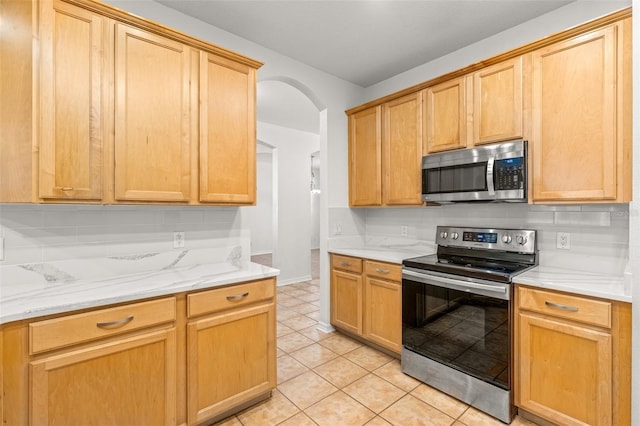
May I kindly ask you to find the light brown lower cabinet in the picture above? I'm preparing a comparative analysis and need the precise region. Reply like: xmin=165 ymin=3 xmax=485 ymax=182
xmin=330 ymin=254 xmax=401 ymax=354
xmin=186 ymin=279 xmax=277 ymax=425
xmin=1 ymin=278 xmax=277 ymax=426
xmin=515 ymin=285 xmax=631 ymax=426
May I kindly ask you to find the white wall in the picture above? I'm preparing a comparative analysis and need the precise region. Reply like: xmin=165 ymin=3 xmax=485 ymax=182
xmin=246 ymin=152 xmax=273 ymax=255
xmin=257 ymin=122 xmax=320 ymax=285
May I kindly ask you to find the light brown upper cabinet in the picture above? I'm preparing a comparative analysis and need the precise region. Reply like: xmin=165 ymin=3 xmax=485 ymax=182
xmin=472 ymin=56 xmax=524 ymax=145
xmin=199 ymin=53 xmax=257 ymax=204
xmin=1 ymin=0 xmax=262 ymax=205
xmin=349 ymin=106 xmax=382 ymax=206
xmin=424 ymin=76 xmax=467 ymax=153
xmin=114 ymin=24 xmax=192 ymax=202
xmin=531 ymin=19 xmax=631 ymax=203
xmin=349 ymin=92 xmax=423 ymax=207
xmin=38 ymin=0 xmax=105 ymax=200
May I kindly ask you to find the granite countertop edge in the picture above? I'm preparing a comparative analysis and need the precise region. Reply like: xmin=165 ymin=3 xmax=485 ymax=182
xmin=1 ymin=261 xmax=280 ymax=325
xmin=328 ymin=247 xmax=631 ymax=303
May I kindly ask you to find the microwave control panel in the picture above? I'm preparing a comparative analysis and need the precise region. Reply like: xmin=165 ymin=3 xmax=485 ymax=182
xmin=494 ymin=157 xmax=525 ymax=190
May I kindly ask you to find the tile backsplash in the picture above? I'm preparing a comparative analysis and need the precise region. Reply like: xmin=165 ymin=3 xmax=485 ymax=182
xmin=0 ymin=204 xmax=250 ymax=284
xmin=330 ymin=203 xmax=629 ymax=276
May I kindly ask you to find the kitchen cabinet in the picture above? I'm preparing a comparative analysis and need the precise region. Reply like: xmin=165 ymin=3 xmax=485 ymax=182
xmin=363 ymin=260 xmax=402 ymax=354
xmin=1 ymin=0 xmax=262 ymax=205
xmin=330 ymin=254 xmax=402 ymax=354
xmin=29 ymin=298 xmax=178 ymax=425
xmin=330 ymin=254 xmax=364 ymax=335
xmin=186 ymin=279 xmax=276 ymax=425
xmin=1 ymin=278 xmax=277 ymax=425
xmin=38 ymin=0 xmax=105 ymax=200
xmin=530 ymin=18 xmax=632 ymax=203
xmin=515 ymin=286 xmax=631 ymax=426
xmin=199 ymin=52 xmax=257 ymax=204
xmin=471 ymin=56 xmax=524 ymax=145
xmin=114 ymin=23 xmax=192 ymax=202
xmin=425 ymin=56 xmax=524 ymax=153
xmin=424 ymin=76 xmax=467 ymax=153
xmin=348 ymin=92 xmax=423 ymax=207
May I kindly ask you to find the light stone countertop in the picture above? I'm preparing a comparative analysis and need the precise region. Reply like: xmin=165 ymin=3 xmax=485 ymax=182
xmin=0 ymin=261 xmax=279 ymax=325
xmin=328 ymin=246 xmax=632 ymax=303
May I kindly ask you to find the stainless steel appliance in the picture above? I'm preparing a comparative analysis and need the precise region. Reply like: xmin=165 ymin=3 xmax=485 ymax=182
xmin=422 ymin=139 xmax=527 ymax=203
xmin=401 ymin=226 xmax=537 ymax=424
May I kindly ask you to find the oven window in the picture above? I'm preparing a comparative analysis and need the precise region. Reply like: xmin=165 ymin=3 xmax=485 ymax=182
xmin=423 ymin=162 xmax=488 ymax=194
xmin=402 ymin=279 xmax=510 ymax=389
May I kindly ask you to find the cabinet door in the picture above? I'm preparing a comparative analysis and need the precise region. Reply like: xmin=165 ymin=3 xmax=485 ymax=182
xmin=531 ymin=26 xmax=618 ymax=202
xmin=364 ymin=277 xmax=401 ymax=353
xmin=473 ymin=57 xmax=523 ymax=145
xmin=187 ymin=302 xmax=276 ymax=425
xmin=425 ymin=76 xmax=467 ymax=153
xmin=30 ymin=328 xmax=177 ymax=426
xmin=383 ymin=92 xmax=423 ymax=206
xmin=114 ymin=24 xmax=191 ymax=202
xmin=39 ymin=0 xmax=104 ymax=200
xmin=199 ymin=52 xmax=256 ymax=204
xmin=518 ymin=313 xmax=612 ymax=425
xmin=349 ymin=106 xmax=382 ymax=206
xmin=330 ymin=269 xmax=363 ymax=335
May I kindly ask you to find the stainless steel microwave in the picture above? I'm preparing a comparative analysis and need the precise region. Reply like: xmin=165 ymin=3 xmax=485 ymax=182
xmin=422 ymin=139 xmax=527 ymax=203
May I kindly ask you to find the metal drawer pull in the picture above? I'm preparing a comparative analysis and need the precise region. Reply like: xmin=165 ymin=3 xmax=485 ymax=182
xmin=375 ymin=268 xmax=390 ymax=274
xmin=340 ymin=262 xmax=352 ymax=267
xmin=545 ymin=301 xmax=579 ymax=312
xmin=227 ymin=292 xmax=249 ymax=301
xmin=61 ymin=187 xmax=74 ymax=191
xmin=97 ymin=315 xmax=134 ymax=329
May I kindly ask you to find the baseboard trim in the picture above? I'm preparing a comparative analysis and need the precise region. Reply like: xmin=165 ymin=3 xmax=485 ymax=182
xmin=316 ymin=321 xmax=335 ymax=334
xmin=277 ymin=275 xmax=312 ymax=286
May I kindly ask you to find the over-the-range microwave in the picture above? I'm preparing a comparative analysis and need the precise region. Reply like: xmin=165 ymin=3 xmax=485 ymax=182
xmin=422 ymin=139 xmax=527 ymax=203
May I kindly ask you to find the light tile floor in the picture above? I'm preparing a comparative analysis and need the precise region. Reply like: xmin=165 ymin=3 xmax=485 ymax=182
xmin=215 ymin=278 xmax=539 ymax=426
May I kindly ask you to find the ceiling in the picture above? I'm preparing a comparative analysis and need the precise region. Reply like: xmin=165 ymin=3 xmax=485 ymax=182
xmin=155 ymin=0 xmax=575 ymax=134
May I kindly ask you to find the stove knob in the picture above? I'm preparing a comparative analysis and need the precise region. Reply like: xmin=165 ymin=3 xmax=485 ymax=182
xmin=516 ymin=235 xmax=528 ymax=245
xmin=440 ymin=231 xmax=448 ymax=240
xmin=451 ymin=232 xmax=459 ymax=240
xmin=502 ymin=234 xmax=512 ymax=244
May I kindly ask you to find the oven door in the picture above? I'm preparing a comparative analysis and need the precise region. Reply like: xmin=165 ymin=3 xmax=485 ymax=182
xmin=402 ymin=269 xmax=512 ymax=390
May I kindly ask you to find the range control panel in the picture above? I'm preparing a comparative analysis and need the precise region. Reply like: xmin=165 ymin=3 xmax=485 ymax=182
xmin=436 ymin=226 xmax=536 ymax=254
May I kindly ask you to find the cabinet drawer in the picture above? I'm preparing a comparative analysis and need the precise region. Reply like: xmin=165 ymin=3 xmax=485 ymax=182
xmin=518 ymin=286 xmax=611 ymax=328
xmin=365 ymin=260 xmax=401 ymax=281
xmin=188 ymin=278 xmax=275 ymax=318
xmin=30 ymin=297 xmax=176 ymax=354
xmin=331 ymin=254 xmax=363 ymax=273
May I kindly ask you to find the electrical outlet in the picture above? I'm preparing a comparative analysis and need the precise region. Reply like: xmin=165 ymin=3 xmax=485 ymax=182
xmin=333 ymin=223 xmax=342 ymax=235
xmin=556 ymin=232 xmax=571 ymax=250
xmin=401 ymin=226 xmax=408 ymax=237
xmin=173 ymin=231 xmax=185 ymax=248
xmin=0 ymin=237 xmax=4 ymax=261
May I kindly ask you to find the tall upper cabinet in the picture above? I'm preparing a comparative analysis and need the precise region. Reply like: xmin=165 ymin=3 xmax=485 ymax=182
xmin=348 ymin=92 xmax=423 ymax=207
xmin=0 ymin=0 xmax=262 ymax=205
xmin=531 ymin=18 xmax=632 ymax=203
xmin=38 ymin=0 xmax=105 ymax=200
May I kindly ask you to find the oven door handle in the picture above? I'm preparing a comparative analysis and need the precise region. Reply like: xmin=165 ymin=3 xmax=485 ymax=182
xmin=402 ymin=269 xmax=507 ymax=296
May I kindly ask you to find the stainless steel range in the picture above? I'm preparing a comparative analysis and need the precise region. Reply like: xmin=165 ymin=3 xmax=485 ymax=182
xmin=401 ymin=226 xmax=537 ymax=424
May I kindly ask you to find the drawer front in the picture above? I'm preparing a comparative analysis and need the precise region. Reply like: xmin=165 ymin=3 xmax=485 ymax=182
xmin=518 ymin=286 xmax=611 ymax=328
xmin=187 ymin=278 xmax=275 ymax=318
xmin=331 ymin=254 xmax=363 ymax=274
xmin=30 ymin=297 xmax=176 ymax=354
xmin=365 ymin=260 xmax=401 ymax=281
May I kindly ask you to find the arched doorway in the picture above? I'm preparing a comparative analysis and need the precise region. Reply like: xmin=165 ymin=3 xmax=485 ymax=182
xmin=246 ymin=78 xmax=327 ymax=286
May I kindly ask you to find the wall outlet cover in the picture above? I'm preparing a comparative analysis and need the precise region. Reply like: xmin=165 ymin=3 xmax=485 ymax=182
xmin=556 ymin=232 xmax=571 ymax=250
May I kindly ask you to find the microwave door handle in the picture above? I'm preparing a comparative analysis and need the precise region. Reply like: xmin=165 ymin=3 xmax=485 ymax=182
xmin=487 ymin=157 xmax=495 ymax=195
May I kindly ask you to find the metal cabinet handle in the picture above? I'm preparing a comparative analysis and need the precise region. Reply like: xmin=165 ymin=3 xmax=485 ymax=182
xmin=375 ymin=268 xmax=390 ymax=274
xmin=545 ymin=301 xmax=579 ymax=312
xmin=96 ymin=315 xmax=134 ymax=329
xmin=227 ymin=292 xmax=249 ymax=301
xmin=61 ymin=187 xmax=74 ymax=191
xmin=340 ymin=262 xmax=352 ymax=267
